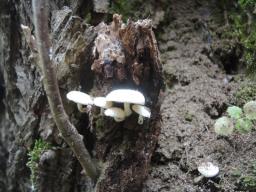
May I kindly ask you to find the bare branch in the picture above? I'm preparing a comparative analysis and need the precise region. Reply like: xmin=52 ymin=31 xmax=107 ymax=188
xmin=32 ymin=0 xmax=99 ymax=181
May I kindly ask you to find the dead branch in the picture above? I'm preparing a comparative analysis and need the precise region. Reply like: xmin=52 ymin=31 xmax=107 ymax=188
xmin=32 ymin=0 xmax=99 ymax=181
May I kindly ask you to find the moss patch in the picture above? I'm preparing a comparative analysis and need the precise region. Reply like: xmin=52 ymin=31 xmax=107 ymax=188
xmin=235 ymin=83 xmax=256 ymax=106
xmin=27 ymin=139 xmax=52 ymax=190
xmin=232 ymin=161 xmax=256 ymax=191
xmin=223 ymin=0 xmax=256 ymax=77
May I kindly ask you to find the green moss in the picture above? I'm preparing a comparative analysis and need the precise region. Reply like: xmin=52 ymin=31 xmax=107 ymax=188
xmin=110 ymin=0 xmax=134 ymax=20
xmin=230 ymin=161 xmax=256 ymax=190
xmin=231 ymin=169 xmax=242 ymax=177
xmin=110 ymin=0 xmax=155 ymax=21
xmin=239 ymin=161 xmax=256 ymax=190
xmin=238 ymin=0 xmax=256 ymax=8
xmin=95 ymin=116 xmax=104 ymax=130
xmin=240 ymin=175 xmax=256 ymax=189
xmin=224 ymin=0 xmax=256 ymax=77
xmin=184 ymin=112 xmax=194 ymax=122
xmin=84 ymin=12 xmax=92 ymax=23
xmin=235 ymin=83 xmax=256 ymax=106
xmin=27 ymin=139 xmax=52 ymax=190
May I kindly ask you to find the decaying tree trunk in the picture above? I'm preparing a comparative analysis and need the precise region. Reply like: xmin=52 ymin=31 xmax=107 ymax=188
xmin=0 ymin=1 xmax=163 ymax=191
xmin=90 ymin=15 xmax=163 ymax=192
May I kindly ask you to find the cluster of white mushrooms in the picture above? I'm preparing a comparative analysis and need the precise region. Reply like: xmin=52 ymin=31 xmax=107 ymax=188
xmin=66 ymin=89 xmax=151 ymax=124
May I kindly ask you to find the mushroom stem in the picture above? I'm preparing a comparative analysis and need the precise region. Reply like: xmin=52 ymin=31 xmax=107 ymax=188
xmin=104 ymin=107 xmax=125 ymax=122
xmin=138 ymin=115 xmax=144 ymax=124
xmin=77 ymin=104 xmax=87 ymax=113
xmin=194 ymin=175 xmax=204 ymax=183
xmin=77 ymin=104 xmax=92 ymax=113
xmin=100 ymin=108 xmax=104 ymax=115
xmin=114 ymin=117 xmax=125 ymax=122
xmin=124 ymin=102 xmax=132 ymax=117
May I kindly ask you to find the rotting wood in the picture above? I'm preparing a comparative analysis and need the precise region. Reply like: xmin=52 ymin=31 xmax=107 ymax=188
xmin=90 ymin=14 xmax=163 ymax=192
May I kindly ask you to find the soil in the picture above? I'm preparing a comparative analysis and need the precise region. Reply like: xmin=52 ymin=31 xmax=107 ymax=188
xmin=143 ymin=0 xmax=256 ymax=191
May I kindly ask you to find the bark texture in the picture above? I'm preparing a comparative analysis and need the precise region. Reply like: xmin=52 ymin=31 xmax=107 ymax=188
xmin=0 ymin=0 xmax=163 ymax=191
xmin=32 ymin=0 xmax=98 ymax=182
xmin=91 ymin=16 xmax=163 ymax=192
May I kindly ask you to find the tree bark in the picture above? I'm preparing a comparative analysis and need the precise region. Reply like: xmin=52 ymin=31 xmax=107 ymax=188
xmin=32 ymin=0 xmax=98 ymax=182
xmin=0 ymin=1 xmax=163 ymax=191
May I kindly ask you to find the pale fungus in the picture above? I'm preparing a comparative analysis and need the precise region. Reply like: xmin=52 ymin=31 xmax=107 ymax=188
xmin=104 ymin=107 xmax=125 ymax=122
xmin=106 ymin=89 xmax=145 ymax=117
xmin=198 ymin=162 xmax=219 ymax=178
xmin=66 ymin=91 xmax=94 ymax=113
xmin=93 ymin=97 xmax=113 ymax=115
xmin=194 ymin=162 xmax=219 ymax=183
xmin=21 ymin=24 xmax=30 ymax=30
xmin=132 ymin=104 xmax=151 ymax=124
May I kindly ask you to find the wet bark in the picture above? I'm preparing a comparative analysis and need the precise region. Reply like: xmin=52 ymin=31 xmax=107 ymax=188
xmin=0 ymin=0 xmax=163 ymax=191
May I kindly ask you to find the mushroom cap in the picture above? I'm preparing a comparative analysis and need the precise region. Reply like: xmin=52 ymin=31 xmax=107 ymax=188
xmin=94 ymin=97 xmax=112 ymax=108
xmin=21 ymin=24 xmax=29 ymax=30
xmin=106 ymin=89 xmax=145 ymax=105
xmin=198 ymin=162 xmax=219 ymax=178
xmin=132 ymin=104 xmax=151 ymax=118
xmin=104 ymin=107 xmax=125 ymax=121
xmin=66 ymin=91 xmax=94 ymax=105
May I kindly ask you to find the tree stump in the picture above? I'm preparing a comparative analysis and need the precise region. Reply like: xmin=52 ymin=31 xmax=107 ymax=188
xmin=90 ymin=14 xmax=163 ymax=192
xmin=0 ymin=1 xmax=163 ymax=191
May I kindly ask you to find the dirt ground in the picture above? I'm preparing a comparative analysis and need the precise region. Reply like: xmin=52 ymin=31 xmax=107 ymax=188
xmin=143 ymin=0 xmax=256 ymax=191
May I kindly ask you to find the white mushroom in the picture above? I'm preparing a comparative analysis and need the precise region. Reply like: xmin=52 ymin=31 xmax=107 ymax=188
xmin=132 ymin=104 xmax=151 ymax=124
xmin=199 ymin=162 xmax=219 ymax=177
xmin=66 ymin=91 xmax=94 ymax=113
xmin=104 ymin=107 xmax=125 ymax=122
xmin=106 ymin=89 xmax=145 ymax=117
xmin=194 ymin=162 xmax=219 ymax=183
xmin=94 ymin=97 xmax=113 ymax=115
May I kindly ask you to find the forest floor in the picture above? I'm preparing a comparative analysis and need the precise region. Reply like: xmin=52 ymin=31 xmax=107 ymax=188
xmin=143 ymin=0 xmax=256 ymax=191
xmin=1 ymin=0 xmax=256 ymax=191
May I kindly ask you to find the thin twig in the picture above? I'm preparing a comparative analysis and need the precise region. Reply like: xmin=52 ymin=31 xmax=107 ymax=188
xmin=32 ymin=0 xmax=99 ymax=181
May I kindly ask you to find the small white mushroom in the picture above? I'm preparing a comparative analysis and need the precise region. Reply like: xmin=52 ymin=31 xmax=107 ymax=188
xmin=104 ymin=107 xmax=125 ymax=122
xmin=132 ymin=104 xmax=151 ymax=124
xmin=198 ymin=162 xmax=219 ymax=178
xmin=21 ymin=24 xmax=30 ymax=30
xmin=106 ymin=89 xmax=145 ymax=117
xmin=194 ymin=162 xmax=219 ymax=183
xmin=66 ymin=91 xmax=94 ymax=113
xmin=94 ymin=97 xmax=113 ymax=115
